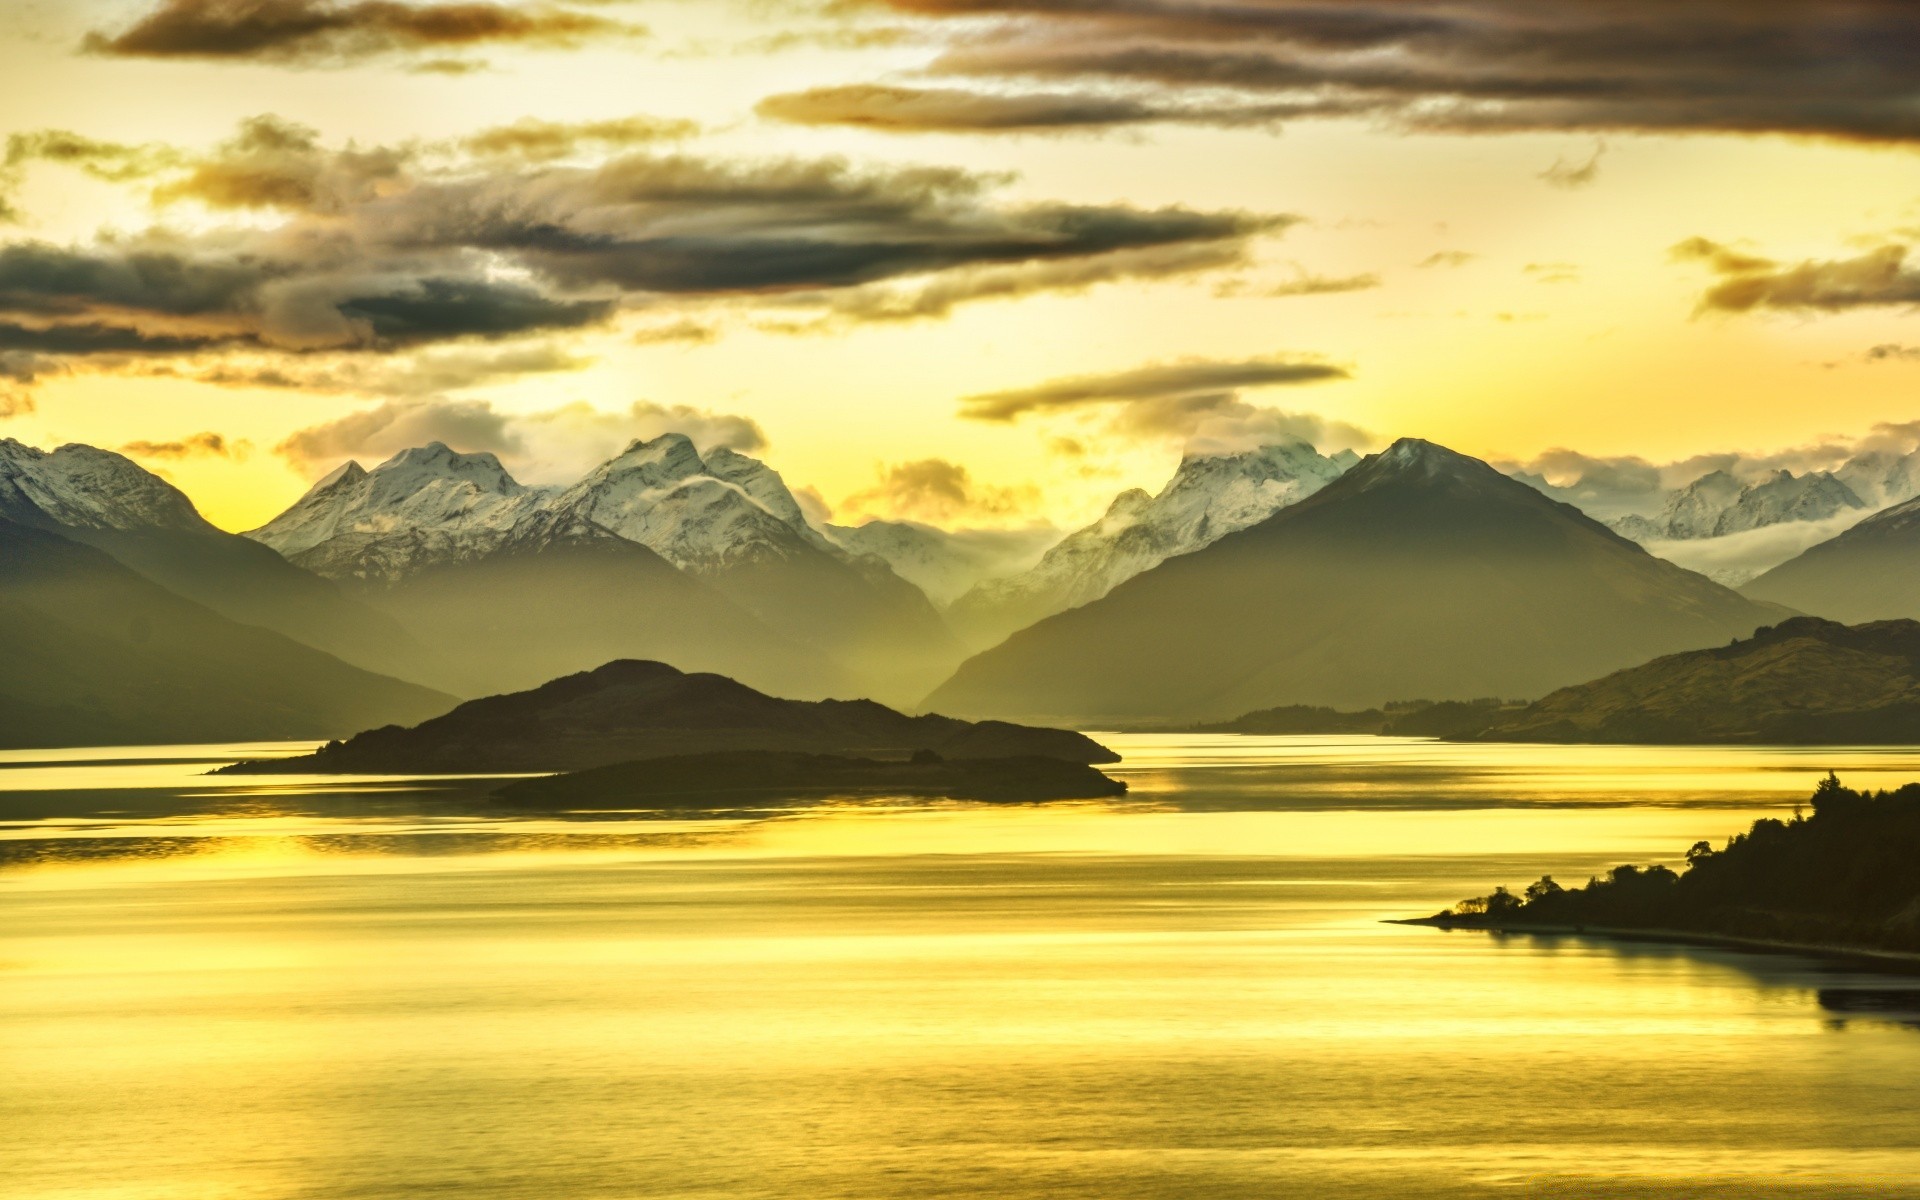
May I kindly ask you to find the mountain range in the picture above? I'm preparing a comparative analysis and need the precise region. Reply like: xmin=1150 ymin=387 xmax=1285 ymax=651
xmin=927 ymin=439 xmax=1789 ymax=724
xmin=247 ymin=437 xmax=958 ymax=704
xmin=947 ymin=441 xmax=1357 ymax=647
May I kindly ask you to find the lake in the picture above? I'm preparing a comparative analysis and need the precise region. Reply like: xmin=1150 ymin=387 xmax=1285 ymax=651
xmin=5 ymin=735 xmax=1920 ymax=1198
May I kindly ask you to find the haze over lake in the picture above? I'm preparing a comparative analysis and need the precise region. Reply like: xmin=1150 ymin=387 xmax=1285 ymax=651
xmin=7 ymin=735 xmax=1920 ymax=1200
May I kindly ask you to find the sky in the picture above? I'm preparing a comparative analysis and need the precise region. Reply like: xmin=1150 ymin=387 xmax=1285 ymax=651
xmin=2 ymin=0 xmax=1919 ymax=532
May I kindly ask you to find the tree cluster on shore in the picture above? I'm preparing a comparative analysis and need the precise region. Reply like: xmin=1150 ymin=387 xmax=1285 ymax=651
xmin=1445 ymin=774 xmax=1920 ymax=955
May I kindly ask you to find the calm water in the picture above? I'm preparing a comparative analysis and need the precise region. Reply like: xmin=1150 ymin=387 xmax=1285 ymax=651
xmin=6 ymin=735 xmax=1920 ymax=1199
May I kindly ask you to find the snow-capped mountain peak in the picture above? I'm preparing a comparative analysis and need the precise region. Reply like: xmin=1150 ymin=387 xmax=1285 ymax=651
xmin=949 ymin=439 xmax=1354 ymax=645
xmin=248 ymin=441 xmax=535 ymax=561
xmin=0 ymin=438 xmax=210 ymax=532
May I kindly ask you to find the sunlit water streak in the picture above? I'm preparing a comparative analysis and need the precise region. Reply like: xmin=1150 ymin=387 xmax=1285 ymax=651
xmin=4 ymin=735 xmax=1920 ymax=1198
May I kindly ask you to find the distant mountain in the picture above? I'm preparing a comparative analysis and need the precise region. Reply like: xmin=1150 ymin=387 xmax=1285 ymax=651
xmin=1607 ymin=469 xmax=1866 ymax=542
xmin=1472 ymin=617 xmax=1920 ymax=743
xmin=0 ymin=516 xmax=452 ymax=748
xmin=223 ymin=659 xmax=1118 ymax=775
xmin=249 ymin=437 xmax=962 ymax=704
xmin=0 ymin=439 xmax=442 ymax=685
xmin=947 ymin=441 xmax=1355 ymax=648
xmin=926 ymin=439 xmax=1788 ymax=725
xmin=822 ymin=520 xmax=1058 ymax=609
xmin=1742 ymin=495 xmax=1920 ymax=622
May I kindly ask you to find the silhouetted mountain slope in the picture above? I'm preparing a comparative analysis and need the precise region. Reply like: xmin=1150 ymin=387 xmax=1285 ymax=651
xmin=224 ymin=659 xmax=1118 ymax=774
xmin=494 ymin=750 xmax=1126 ymax=807
xmin=0 ymin=517 xmax=454 ymax=748
xmin=0 ymin=439 xmax=443 ymax=687
xmin=1473 ymin=617 xmax=1920 ymax=744
xmin=1743 ymin=496 xmax=1920 ymax=622
xmin=926 ymin=439 xmax=1788 ymax=724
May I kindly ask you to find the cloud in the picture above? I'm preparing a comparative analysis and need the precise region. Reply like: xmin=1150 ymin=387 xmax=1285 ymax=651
xmin=959 ymin=354 xmax=1348 ymax=422
xmin=275 ymin=396 xmax=768 ymax=482
xmin=120 ymin=431 xmax=251 ymax=459
xmin=1524 ymin=261 xmax=1580 ymax=284
xmin=1677 ymin=239 xmax=1920 ymax=314
xmin=83 ymin=0 xmax=642 ymax=67
xmin=1866 ymin=343 xmax=1920 ymax=363
xmin=1417 ymin=250 xmax=1476 ymax=269
xmin=1219 ymin=268 xmax=1381 ymax=298
xmin=0 ymin=116 xmax=1278 ymax=380
xmin=840 ymin=457 xmax=1039 ymax=522
xmin=756 ymin=83 xmax=1360 ymax=133
xmin=0 ymin=350 xmax=44 ymax=417
xmin=837 ymin=0 xmax=1920 ymax=144
xmin=1644 ymin=510 xmax=1875 ymax=586
xmin=1540 ymin=141 xmax=1606 ymax=189
xmin=461 ymin=115 xmax=699 ymax=161
xmin=189 ymin=340 xmax=593 ymax=396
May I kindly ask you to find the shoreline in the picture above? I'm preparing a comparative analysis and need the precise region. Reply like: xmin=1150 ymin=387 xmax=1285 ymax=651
xmin=1390 ymin=915 xmax=1920 ymax=973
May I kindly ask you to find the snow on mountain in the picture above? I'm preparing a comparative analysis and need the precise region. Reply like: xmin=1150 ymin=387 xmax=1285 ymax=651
xmin=543 ymin=435 xmax=824 ymax=573
xmin=1836 ymin=449 xmax=1920 ymax=509
xmin=0 ymin=438 xmax=210 ymax=532
xmin=1604 ymin=468 xmax=1866 ymax=541
xmin=824 ymin=519 xmax=1059 ymax=608
xmin=1713 ymin=470 xmax=1865 ymax=536
xmin=250 ymin=434 xmax=864 ymax=584
xmin=948 ymin=440 xmax=1352 ymax=646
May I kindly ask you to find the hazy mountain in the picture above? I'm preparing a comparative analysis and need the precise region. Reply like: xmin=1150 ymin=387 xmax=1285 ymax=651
xmin=926 ymin=439 xmax=1788 ymax=725
xmin=362 ymin=508 xmax=843 ymax=701
xmin=0 ymin=516 xmax=452 ymax=748
xmin=0 ymin=439 xmax=442 ymax=684
xmin=1473 ymin=617 xmax=1920 ymax=744
xmin=249 ymin=437 xmax=962 ymax=704
xmin=1610 ymin=469 xmax=1866 ymax=542
xmin=822 ymin=520 xmax=1058 ymax=608
xmin=947 ymin=441 xmax=1356 ymax=648
xmin=1741 ymin=494 xmax=1920 ymax=622
xmin=226 ymin=659 xmax=1118 ymax=775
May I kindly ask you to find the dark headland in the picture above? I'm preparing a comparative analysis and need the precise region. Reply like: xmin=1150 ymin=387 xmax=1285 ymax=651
xmin=219 ymin=659 xmax=1120 ymax=775
xmin=1404 ymin=774 xmax=1920 ymax=963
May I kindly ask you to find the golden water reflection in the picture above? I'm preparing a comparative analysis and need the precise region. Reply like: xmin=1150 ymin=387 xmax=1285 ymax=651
xmin=4 ymin=735 xmax=1920 ymax=1198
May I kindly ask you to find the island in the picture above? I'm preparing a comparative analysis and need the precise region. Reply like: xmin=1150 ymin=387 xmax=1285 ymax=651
xmin=494 ymin=749 xmax=1128 ymax=808
xmin=1160 ymin=697 xmax=1524 ymax=738
xmin=1406 ymin=773 xmax=1920 ymax=960
xmin=217 ymin=659 xmax=1120 ymax=775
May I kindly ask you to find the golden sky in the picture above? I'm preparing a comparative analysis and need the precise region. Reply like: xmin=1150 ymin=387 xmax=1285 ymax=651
xmin=3 ymin=0 xmax=1920 ymax=531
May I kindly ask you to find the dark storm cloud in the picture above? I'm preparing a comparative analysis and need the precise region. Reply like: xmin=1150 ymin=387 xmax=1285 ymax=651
xmin=841 ymin=456 xmax=1037 ymax=521
xmin=1677 ymin=238 xmax=1920 ymax=313
xmin=821 ymin=1 xmax=1920 ymax=143
xmin=960 ymin=354 xmax=1347 ymax=421
xmin=84 ymin=0 xmax=642 ymax=66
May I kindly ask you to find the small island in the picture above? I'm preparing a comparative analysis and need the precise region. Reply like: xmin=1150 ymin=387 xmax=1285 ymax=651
xmin=1407 ymin=773 xmax=1920 ymax=960
xmin=494 ymin=749 xmax=1128 ymax=808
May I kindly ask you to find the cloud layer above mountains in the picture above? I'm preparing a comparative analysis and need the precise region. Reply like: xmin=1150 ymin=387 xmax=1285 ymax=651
xmin=770 ymin=1 xmax=1920 ymax=142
